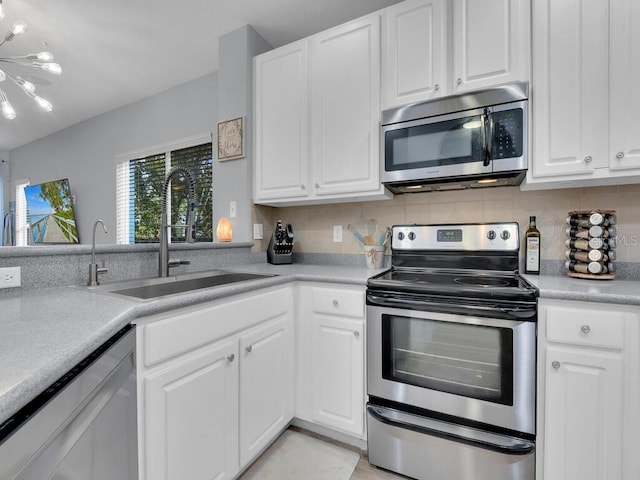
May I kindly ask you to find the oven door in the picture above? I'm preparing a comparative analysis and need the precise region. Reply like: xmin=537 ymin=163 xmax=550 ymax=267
xmin=367 ymin=303 xmax=536 ymax=435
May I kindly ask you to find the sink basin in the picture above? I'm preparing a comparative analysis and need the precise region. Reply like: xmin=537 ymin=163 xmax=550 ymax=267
xmin=81 ymin=270 xmax=275 ymax=300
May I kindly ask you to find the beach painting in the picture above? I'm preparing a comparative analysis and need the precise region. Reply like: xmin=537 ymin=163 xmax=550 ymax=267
xmin=24 ymin=179 xmax=79 ymax=244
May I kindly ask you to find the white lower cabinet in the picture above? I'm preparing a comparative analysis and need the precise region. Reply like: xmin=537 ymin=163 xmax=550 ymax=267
xmin=239 ymin=317 xmax=293 ymax=467
xmin=537 ymin=299 xmax=640 ymax=480
xmin=144 ymin=340 xmax=238 ymax=480
xmin=136 ymin=287 xmax=294 ymax=480
xmin=296 ymin=284 xmax=366 ymax=439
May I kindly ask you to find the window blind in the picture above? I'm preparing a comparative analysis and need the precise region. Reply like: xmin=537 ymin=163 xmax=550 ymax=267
xmin=116 ymin=140 xmax=213 ymax=244
xmin=15 ymin=181 xmax=29 ymax=246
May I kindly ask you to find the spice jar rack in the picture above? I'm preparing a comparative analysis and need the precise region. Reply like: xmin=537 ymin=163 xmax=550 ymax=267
xmin=565 ymin=210 xmax=617 ymax=280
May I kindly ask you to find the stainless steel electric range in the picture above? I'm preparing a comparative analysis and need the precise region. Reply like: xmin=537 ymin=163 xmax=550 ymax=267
xmin=366 ymin=223 xmax=538 ymax=480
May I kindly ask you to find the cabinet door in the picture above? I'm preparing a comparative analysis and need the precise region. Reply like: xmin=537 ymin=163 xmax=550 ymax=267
xmin=543 ymin=347 xmax=623 ymax=480
xmin=382 ymin=0 xmax=447 ymax=108
xmin=238 ymin=315 xmax=294 ymax=467
xmin=452 ymin=0 xmax=528 ymax=93
xmin=310 ymin=15 xmax=381 ymax=196
xmin=311 ymin=315 xmax=364 ymax=436
xmin=609 ymin=0 xmax=640 ymax=171
xmin=531 ymin=0 xmax=609 ymax=178
xmin=144 ymin=341 xmax=238 ymax=480
xmin=254 ymin=40 xmax=309 ymax=201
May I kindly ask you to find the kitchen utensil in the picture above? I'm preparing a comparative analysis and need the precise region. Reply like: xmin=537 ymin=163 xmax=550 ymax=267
xmin=347 ymin=224 xmax=365 ymax=245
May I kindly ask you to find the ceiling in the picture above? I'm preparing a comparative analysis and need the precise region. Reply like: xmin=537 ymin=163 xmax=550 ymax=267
xmin=0 ymin=0 xmax=402 ymax=151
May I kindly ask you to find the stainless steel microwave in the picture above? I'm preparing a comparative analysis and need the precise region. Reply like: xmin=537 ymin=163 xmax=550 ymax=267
xmin=381 ymin=82 xmax=528 ymax=193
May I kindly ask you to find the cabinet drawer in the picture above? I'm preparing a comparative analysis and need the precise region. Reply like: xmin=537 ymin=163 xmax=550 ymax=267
xmin=546 ymin=306 xmax=624 ymax=349
xmin=140 ymin=288 xmax=292 ymax=367
xmin=311 ymin=287 xmax=364 ymax=319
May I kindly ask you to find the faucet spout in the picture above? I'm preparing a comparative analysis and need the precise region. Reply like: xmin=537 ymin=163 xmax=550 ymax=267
xmin=89 ymin=220 xmax=108 ymax=286
xmin=159 ymin=166 xmax=197 ymax=277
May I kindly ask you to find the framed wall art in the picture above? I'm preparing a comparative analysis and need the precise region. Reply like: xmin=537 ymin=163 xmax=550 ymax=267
xmin=217 ymin=117 xmax=245 ymax=161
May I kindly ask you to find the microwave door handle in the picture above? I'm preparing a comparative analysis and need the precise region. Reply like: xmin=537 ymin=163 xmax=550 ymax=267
xmin=482 ymin=107 xmax=492 ymax=167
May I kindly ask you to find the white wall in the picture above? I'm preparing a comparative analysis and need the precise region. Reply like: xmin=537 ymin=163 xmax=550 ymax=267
xmin=8 ymin=73 xmax=217 ymax=244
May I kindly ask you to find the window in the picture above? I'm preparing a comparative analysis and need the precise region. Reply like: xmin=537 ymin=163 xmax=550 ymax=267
xmin=116 ymin=137 xmax=213 ymax=244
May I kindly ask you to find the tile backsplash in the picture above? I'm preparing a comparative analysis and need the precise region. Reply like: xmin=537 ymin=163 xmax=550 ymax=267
xmin=266 ymin=184 xmax=640 ymax=263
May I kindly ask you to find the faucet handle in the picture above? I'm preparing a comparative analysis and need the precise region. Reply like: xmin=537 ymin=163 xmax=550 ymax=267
xmin=97 ymin=260 xmax=108 ymax=275
xmin=168 ymin=259 xmax=191 ymax=268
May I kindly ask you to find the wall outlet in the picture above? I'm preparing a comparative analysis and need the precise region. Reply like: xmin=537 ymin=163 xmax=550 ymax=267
xmin=333 ymin=225 xmax=343 ymax=242
xmin=0 ymin=266 xmax=21 ymax=288
xmin=229 ymin=200 xmax=237 ymax=218
xmin=253 ymin=223 xmax=264 ymax=240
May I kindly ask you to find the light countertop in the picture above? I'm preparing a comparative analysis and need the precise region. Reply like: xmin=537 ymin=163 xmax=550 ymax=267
xmin=2 ymin=263 xmax=639 ymax=429
xmin=0 ymin=263 xmax=382 ymax=426
xmin=523 ymin=274 xmax=640 ymax=306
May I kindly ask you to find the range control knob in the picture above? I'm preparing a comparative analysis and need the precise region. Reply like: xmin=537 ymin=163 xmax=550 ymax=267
xmin=487 ymin=230 xmax=497 ymax=240
xmin=408 ymin=232 xmax=416 ymax=241
xmin=397 ymin=232 xmax=405 ymax=241
xmin=501 ymin=230 xmax=511 ymax=240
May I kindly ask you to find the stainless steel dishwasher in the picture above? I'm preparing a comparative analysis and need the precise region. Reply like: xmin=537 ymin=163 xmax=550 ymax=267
xmin=0 ymin=325 xmax=138 ymax=480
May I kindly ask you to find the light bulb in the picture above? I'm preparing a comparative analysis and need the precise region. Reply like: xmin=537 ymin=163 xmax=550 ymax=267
xmin=1 ymin=99 xmax=15 ymax=119
xmin=27 ymin=51 xmax=54 ymax=62
xmin=16 ymin=77 xmax=35 ymax=93
xmin=34 ymin=95 xmax=52 ymax=112
xmin=11 ymin=22 xmax=27 ymax=36
xmin=40 ymin=62 xmax=62 ymax=75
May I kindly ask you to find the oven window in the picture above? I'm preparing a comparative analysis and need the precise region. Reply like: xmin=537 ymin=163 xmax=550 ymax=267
xmin=385 ymin=115 xmax=485 ymax=171
xmin=381 ymin=315 xmax=514 ymax=405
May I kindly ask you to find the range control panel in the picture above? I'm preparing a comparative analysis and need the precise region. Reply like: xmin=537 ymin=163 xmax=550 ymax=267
xmin=392 ymin=223 xmax=520 ymax=252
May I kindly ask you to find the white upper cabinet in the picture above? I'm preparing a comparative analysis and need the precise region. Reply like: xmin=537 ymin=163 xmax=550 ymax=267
xmin=381 ymin=0 xmax=528 ymax=109
xmin=254 ymin=13 xmax=390 ymax=206
xmin=382 ymin=0 xmax=447 ymax=108
xmin=310 ymin=15 xmax=383 ymax=198
xmin=609 ymin=0 xmax=640 ymax=171
xmin=525 ymin=0 xmax=640 ymax=189
xmin=254 ymin=41 xmax=309 ymax=201
xmin=529 ymin=0 xmax=609 ymax=179
xmin=452 ymin=0 xmax=529 ymax=93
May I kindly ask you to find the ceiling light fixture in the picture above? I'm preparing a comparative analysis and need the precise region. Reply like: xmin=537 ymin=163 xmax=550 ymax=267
xmin=0 ymin=2 xmax=62 ymax=120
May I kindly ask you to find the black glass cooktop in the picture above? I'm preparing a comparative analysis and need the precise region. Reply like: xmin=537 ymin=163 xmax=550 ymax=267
xmin=368 ymin=267 xmax=537 ymax=302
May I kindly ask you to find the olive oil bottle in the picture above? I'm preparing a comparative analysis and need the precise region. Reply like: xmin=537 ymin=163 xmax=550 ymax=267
xmin=524 ymin=216 xmax=541 ymax=274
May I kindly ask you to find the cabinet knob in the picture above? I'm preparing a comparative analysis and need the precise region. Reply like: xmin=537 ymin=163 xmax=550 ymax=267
xmin=301 ymin=184 xmax=306 ymax=190
xmin=434 ymin=83 xmax=440 ymax=91
xmin=551 ymin=361 xmax=561 ymax=370
xmin=616 ymin=152 xmax=625 ymax=159
xmin=584 ymin=155 xmax=592 ymax=163
xmin=332 ymin=299 xmax=339 ymax=307
xmin=581 ymin=325 xmax=591 ymax=334
xmin=227 ymin=353 xmax=235 ymax=362
xmin=245 ymin=345 xmax=253 ymax=353
xmin=315 ymin=183 xmax=320 ymax=189
xmin=354 ymin=330 xmax=360 ymax=338
xmin=456 ymin=78 xmax=462 ymax=85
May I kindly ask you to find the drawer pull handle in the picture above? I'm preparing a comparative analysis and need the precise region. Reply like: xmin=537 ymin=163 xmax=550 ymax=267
xmin=227 ymin=354 xmax=235 ymax=362
xmin=245 ymin=345 xmax=253 ymax=353
xmin=552 ymin=361 xmax=561 ymax=370
xmin=354 ymin=330 xmax=360 ymax=338
xmin=581 ymin=325 xmax=591 ymax=334
xmin=332 ymin=299 xmax=339 ymax=307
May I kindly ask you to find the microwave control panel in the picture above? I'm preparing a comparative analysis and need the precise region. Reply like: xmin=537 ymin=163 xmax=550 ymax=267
xmin=492 ymin=109 xmax=523 ymax=159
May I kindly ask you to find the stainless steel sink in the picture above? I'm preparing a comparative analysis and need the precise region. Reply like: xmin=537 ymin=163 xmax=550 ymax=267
xmin=79 ymin=270 xmax=275 ymax=300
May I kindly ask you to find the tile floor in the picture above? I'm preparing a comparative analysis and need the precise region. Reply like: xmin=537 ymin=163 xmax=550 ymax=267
xmin=241 ymin=427 xmax=407 ymax=480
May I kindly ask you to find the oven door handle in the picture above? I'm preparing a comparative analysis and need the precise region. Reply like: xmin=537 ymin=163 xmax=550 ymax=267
xmin=366 ymin=293 xmax=537 ymax=320
xmin=367 ymin=404 xmax=535 ymax=455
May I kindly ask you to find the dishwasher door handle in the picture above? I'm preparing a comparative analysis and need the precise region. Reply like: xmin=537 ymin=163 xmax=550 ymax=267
xmin=367 ymin=404 xmax=535 ymax=455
